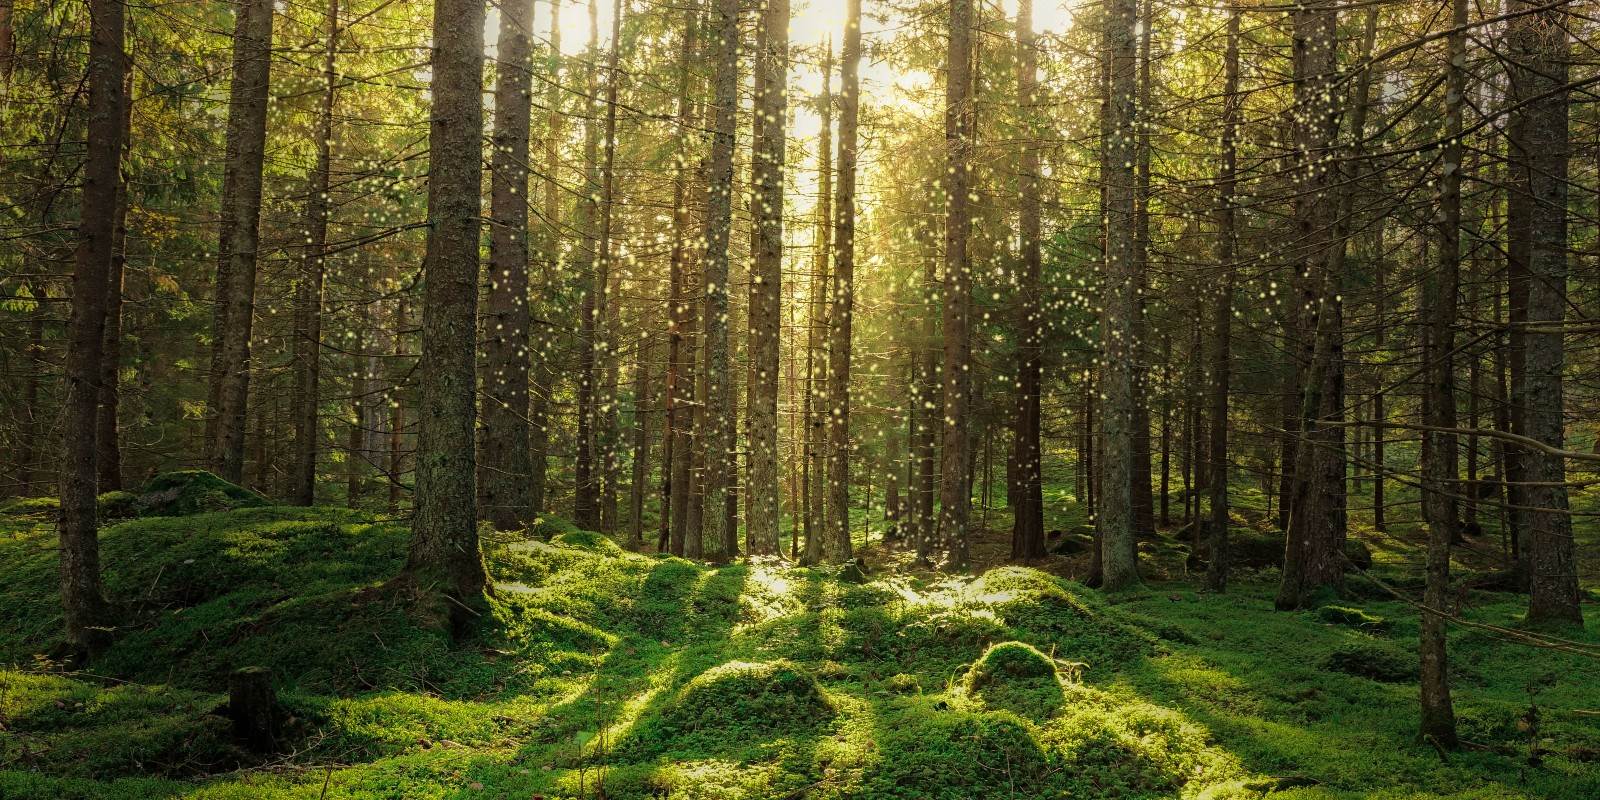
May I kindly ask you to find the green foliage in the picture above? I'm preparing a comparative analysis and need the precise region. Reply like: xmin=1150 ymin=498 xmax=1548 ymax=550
xmin=1323 ymin=639 xmax=1417 ymax=683
xmin=962 ymin=641 xmax=1065 ymax=718
xmin=1315 ymin=604 xmax=1391 ymax=633
xmin=130 ymin=471 xmax=268 ymax=517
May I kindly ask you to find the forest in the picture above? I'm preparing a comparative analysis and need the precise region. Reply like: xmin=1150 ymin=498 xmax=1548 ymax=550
xmin=1 ymin=0 xmax=1599 ymax=796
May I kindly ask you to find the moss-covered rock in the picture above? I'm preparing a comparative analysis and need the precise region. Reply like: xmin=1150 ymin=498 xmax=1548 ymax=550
xmin=964 ymin=641 xmax=1065 ymax=718
xmin=659 ymin=660 xmax=833 ymax=736
xmin=1315 ymin=604 xmax=1389 ymax=633
xmin=861 ymin=704 xmax=1053 ymax=797
xmin=131 ymin=471 xmax=267 ymax=517
xmin=551 ymin=528 xmax=624 ymax=556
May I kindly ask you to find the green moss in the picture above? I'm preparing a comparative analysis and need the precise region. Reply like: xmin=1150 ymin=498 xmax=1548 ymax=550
xmin=659 ymin=660 xmax=833 ymax=737
xmin=131 ymin=471 xmax=268 ymax=517
xmin=963 ymin=641 xmax=1065 ymax=718
xmin=1316 ymin=604 xmax=1390 ymax=633
xmin=552 ymin=528 xmax=625 ymax=556
xmin=1324 ymin=639 xmax=1417 ymax=683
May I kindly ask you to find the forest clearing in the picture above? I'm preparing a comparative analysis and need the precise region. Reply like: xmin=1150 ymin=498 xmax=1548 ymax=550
xmin=2 ymin=0 xmax=1599 ymax=796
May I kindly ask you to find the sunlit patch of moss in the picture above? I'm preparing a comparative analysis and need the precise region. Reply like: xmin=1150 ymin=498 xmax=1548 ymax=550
xmin=962 ymin=641 xmax=1065 ymax=719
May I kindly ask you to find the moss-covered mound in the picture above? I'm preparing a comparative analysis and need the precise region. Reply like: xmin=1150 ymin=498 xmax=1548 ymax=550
xmin=1189 ymin=528 xmax=1374 ymax=573
xmin=861 ymin=705 xmax=1053 ymax=798
xmin=552 ymin=527 xmax=625 ymax=556
xmin=1323 ymin=639 xmax=1416 ymax=682
xmin=1315 ymin=604 xmax=1390 ymax=633
xmin=964 ymin=641 xmax=1065 ymax=718
xmin=0 ymin=491 xmax=143 ymax=520
xmin=959 ymin=567 xmax=1151 ymax=664
xmin=659 ymin=660 xmax=834 ymax=736
xmin=131 ymin=471 xmax=267 ymax=517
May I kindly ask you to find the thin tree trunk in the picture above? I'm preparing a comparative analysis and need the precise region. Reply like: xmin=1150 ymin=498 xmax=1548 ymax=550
xmin=746 ymin=0 xmax=788 ymax=555
xmin=630 ymin=332 xmax=653 ymax=543
xmin=596 ymin=0 xmax=625 ymax=536
xmin=400 ymin=0 xmax=489 ymax=613
xmin=1420 ymin=0 xmax=1465 ymax=745
xmin=96 ymin=51 xmax=134 ymax=493
xmin=573 ymin=0 xmax=603 ymax=530
xmin=1205 ymin=4 xmax=1239 ymax=593
xmin=208 ymin=0 xmax=275 ymax=484
xmin=388 ymin=297 xmax=407 ymax=513
xmin=667 ymin=6 xmax=703 ymax=558
xmin=532 ymin=0 xmax=565 ymax=519
xmin=802 ymin=42 xmax=832 ymax=565
xmin=58 ymin=0 xmax=125 ymax=658
xmin=291 ymin=0 xmax=339 ymax=506
xmin=825 ymin=0 xmax=861 ymax=563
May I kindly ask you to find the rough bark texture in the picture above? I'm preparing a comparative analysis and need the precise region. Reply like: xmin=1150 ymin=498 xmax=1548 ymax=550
xmin=666 ymin=5 xmax=702 ymax=557
xmin=1009 ymin=0 xmax=1044 ymax=562
xmin=746 ymin=0 xmax=788 ymax=555
xmin=290 ymin=0 xmax=339 ymax=507
xmin=532 ymin=0 xmax=564 ymax=519
xmin=1420 ymin=0 xmax=1464 ymax=746
xmin=58 ymin=0 xmax=125 ymax=658
xmin=937 ymin=0 xmax=973 ymax=569
xmin=96 ymin=52 xmax=134 ymax=493
xmin=1205 ymin=6 xmax=1239 ymax=593
xmin=802 ymin=43 xmax=833 ymax=565
xmin=573 ymin=0 xmax=603 ymax=531
xmin=698 ymin=0 xmax=740 ymax=559
xmin=208 ymin=0 xmax=275 ymax=484
xmin=1275 ymin=0 xmax=1345 ymax=611
xmin=478 ymin=0 xmax=536 ymax=530
xmin=825 ymin=0 xmax=861 ymax=563
xmin=1098 ymin=0 xmax=1140 ymax=590
xmin=595 ymin=0 xmax=625 ymax=536
xmin=1509 ymin=0 xmax=1580 ymax=627
xmin=402 ymin=0 xmax=489 ymax=609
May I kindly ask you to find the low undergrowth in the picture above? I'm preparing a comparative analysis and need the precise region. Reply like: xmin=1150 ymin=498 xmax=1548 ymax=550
xmin=1 ymin=494 xmax=1596 ymax=798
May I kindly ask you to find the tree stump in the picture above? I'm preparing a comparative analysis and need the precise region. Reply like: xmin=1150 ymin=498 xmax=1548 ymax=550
xmin=228 ymin=666 xmax=280 ymax=752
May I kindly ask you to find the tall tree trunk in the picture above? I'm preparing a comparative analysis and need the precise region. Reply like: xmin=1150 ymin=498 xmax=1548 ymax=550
xmin=1509 ymin=0 xmax=1580 ymax=626
xmin=698 ymin=0 xmax=740 ymax=558
xmin=825 ymin=0 xmax=861 ymax=563
xmin=1205 ymin=4 xmax=1239 ymax=593
xmin=746 ymin=0 xmax=787 ymax=555
xmin=1009 ymin=0 xmax=1044 ymax=561
xmin=802 ymin=41 xmax=832 ymax=565
xmin=1129 ymin=0 xmax=1155 ymax=538
xmin=938 ymin=0 xmax=974 ymax=569
xmin=58 ymin=0 xmax=125 ymax=659
xmin=400 ymin=0 xmax=489 ymax=614
xmin=596 ymin=0 xmax=625 ymax=535
xmin=478 ymin=0 xmax=536 ymax=529
xmin=666 ymin=4 xmax=702 ymax=557
xmin=1098 ymin=0 xmax=1139 ymax=589
xmin=348 ymin=305 xmax=369 ymax=507
xmin=1275 ymin=0 xmax=1345 ymax=610
xmin=291 ymin=0 xmax=339 ymax=506
xmin=208 ymin=0 xmax=275 ymax=484
xmin=1420 ymin=0 xmax=1465 ymax=746
xmin=96 ymin=51 xmax=134 ymax=492
xmin=532 ymin=0 xmax=565 ymax=519
xmin=573 ymin=0 xmax=603 ymax=530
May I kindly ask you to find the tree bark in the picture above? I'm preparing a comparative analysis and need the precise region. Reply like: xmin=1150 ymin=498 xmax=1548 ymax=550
xmin=1098 ymin=0 xmax=1140 ymax=590
xmin=96 ymin=51 xmax=134 ymax=493
xmin=1009 ymin=0 xmax=1044 ymax=561
xmin=825 ymin=0 xmax=861 ymax=563
xmin=1205 ymin=5 xmax=1239 ymax=593
xmin=1275 ymin=0 xmax=1346 ymax=610
xmin=532 ymin=0 xmax=565 ymax=519
xmin=478 ymin=0 xmax=536 ymax=529
xmin=1420 ymin=0 xmax=1464 ymax=745
xmin=58 ymin=0 xmax=125 ymax=659
xmin=1509 ymin=0 xmax=1580 ymax=626
xmin=401 ymin=0 xmax=490 ymax=613
xmin=573 ymin=0 xmax=603 ymax=531
xmin=698 ymin=0 xmax=740 ymax=558
xmin=746 ymin=0 xmax=788 ymax=555
xmin=938 ymin=0 xmax=974 ymax=569
xmin=291 ymin=0 xmax=339 ymax=507
xmin=208 ymin=0 xmax=275 ymax=484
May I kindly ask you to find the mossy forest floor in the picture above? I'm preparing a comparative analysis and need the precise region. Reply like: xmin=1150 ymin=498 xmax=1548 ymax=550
xmin=2 ymin=472 xmax=1598 ymax=799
